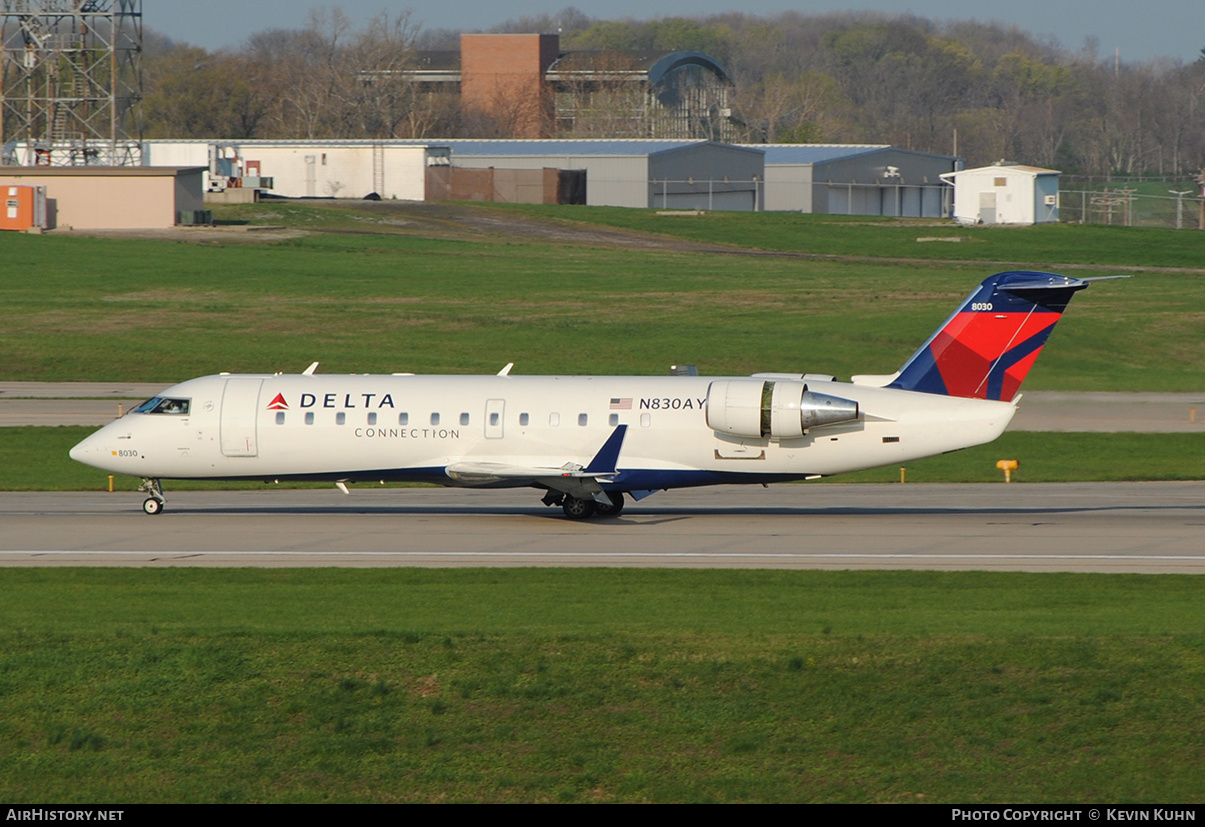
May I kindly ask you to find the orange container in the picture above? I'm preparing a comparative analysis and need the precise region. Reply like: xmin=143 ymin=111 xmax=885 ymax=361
xmin=1 ymin=185 xmax=46 ymax=231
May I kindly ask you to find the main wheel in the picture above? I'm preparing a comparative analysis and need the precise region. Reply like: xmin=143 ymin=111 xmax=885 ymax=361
xmin=142 ymin=497 xmax=164 ymax=515
xmin=561 ymin=496 xmax=596 ymax=520
xmin=593 ymin=491 xmax=624 ymax=517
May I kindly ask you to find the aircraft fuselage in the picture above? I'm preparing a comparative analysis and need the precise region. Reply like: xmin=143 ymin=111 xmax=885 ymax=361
xmin=70 ymin=372 xmax=1014 ymax=490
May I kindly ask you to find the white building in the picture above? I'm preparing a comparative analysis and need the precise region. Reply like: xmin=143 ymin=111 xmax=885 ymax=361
xmin=142 ymin=140 xmax=449 ymax=200
xmin=142 ymin=138 xmax=765 ymax=210
xmin=941 ymin=163 xmax=1060 ymax=225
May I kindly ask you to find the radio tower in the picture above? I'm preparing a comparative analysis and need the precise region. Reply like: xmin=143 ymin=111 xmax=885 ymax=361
xmin=1 ymin=0 xmax=142 ymax=166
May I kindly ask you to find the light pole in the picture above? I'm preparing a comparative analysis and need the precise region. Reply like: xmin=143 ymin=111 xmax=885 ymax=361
xmin=1169 ymin=190 xmax=1192 ymax=230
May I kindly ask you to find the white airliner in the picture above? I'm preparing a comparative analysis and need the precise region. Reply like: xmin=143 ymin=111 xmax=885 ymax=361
xmin=70 ymin=271 xmax=1106 ymax=518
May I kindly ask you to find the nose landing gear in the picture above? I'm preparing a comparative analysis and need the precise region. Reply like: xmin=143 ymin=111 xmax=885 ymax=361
xmin=139 ymin=478 xmax=166 ymax=515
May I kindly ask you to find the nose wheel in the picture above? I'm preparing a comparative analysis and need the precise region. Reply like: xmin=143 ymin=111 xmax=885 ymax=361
xmin=139 ymin=478 xmax=166 ymax=515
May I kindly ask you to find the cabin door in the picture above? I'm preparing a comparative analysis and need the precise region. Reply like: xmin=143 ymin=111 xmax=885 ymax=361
xmin=220 ymin=378 xmax=263 ymax=457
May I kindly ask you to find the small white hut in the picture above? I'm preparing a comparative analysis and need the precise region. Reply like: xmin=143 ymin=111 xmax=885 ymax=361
xmin=940 ymin=163 xmax=1060 ymax=225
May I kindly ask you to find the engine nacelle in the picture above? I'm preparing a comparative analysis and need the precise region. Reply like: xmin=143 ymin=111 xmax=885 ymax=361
xmin=706 ymin=379 xmax=859 ymax=439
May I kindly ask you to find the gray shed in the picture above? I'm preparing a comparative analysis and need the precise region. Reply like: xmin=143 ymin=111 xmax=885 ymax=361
xmin=441 ymin=139 xmax=765 ymax=210
xmin=742 ymin=144 xmax=960 ymax=216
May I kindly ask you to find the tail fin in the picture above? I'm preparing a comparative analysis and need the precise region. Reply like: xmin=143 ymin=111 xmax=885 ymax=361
xmin=888 ymin=271 xmax=1091 ymax=401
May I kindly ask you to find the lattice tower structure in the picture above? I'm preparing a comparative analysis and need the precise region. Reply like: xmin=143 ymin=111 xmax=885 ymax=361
xmin=1 ymin=0 xmax=142 ymax=166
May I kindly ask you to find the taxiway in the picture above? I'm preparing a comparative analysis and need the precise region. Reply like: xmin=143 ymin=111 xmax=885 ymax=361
xmin=1 ymin=483 xmax=1202 ymax=573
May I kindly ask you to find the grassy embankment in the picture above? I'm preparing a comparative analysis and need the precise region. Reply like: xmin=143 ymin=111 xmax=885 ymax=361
xmin=4 ymin=202 xmax=1205 ymax=384
xmin=490 ymin=200 xmax=1205 ymax=268
xmin=2 ymin=568 xmax=1203 ymax=803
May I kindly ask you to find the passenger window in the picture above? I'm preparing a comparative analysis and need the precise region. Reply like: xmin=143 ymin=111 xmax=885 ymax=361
xmin=519 ymin=413 xmax=529 ymax=426
xmin=578 ymin=413 xmax=588 ymax=426
xmin=305 ymin=412 xmax=314 ymax=425
xmin=549 ymin=413 xmax=560 ymax=426
xmin=609 ymin=413 xmax=619 ymax=426
xmin=431 ymin=413 xmax=440 ymax=425
xmin=641 ymin=413 xmax=651 ymax=427
xmin=368 ymin=412 xmax=377 ymax=425
xmin=336 ymin=412 xmax=346 ymax=425
xmin=460 ymin=412 xmax=470 ymax=426
xmin=275 ymin=412 xmax=285 ymax=425
xmin=399 ymin=412 xmax=408 ymax=425
xmin=489 ymin=412 xmax=499 ymax=426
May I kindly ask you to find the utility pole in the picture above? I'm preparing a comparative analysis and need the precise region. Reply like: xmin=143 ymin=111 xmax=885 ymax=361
xmin=1169 ymin=190 xmax=1192 ymax=230
xmin=1197 ymin=169 xmax=1205 ymax=230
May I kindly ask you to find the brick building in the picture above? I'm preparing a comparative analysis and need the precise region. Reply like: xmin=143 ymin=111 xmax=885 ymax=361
xmin=392 ymin=34 xmax=734 ymax=141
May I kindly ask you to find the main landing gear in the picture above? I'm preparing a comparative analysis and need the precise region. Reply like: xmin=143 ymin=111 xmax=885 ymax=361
xmin=542 ymin=491 xmax=625 ymax=520
xmin=139 ymin=478 xmax=166 ymax=515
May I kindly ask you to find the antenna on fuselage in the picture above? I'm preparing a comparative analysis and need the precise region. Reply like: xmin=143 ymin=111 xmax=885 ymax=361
xmin=497 ymin=363 xmax=514 ymax=376
xmin=303 ymin=362 xmax=319 ymax=375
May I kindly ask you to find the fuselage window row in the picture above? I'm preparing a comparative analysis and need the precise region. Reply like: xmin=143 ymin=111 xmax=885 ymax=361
xmin=277 ymin=408 xmax=637 ymax=429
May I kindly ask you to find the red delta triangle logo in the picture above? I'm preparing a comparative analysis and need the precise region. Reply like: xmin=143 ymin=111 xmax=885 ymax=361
xmin=266 ymin=393 xmax=289 ymax=410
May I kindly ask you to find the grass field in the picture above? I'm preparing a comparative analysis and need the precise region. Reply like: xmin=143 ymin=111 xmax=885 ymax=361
xmin=489 ymin=201 xmax=1205 ymax=268
xmin=2 ymin=568 xmax=1203 ymax=803
xmin=2 ymin=201 xmax=1204 ymax=389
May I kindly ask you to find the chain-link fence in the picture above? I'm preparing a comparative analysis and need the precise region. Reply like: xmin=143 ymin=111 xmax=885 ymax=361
xmin=1058 ymin=183 xmax=1205 ymax=229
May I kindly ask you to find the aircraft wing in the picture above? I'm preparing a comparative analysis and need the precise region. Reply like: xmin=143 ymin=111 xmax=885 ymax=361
xmin=444 ymin=425 xmax=627 ymax=499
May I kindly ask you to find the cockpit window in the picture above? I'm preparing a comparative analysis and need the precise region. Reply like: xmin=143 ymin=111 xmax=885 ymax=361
xmin=133 ymin=397 xmax=190 ymax=415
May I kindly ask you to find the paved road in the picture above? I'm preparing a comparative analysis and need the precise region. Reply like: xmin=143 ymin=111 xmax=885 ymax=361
xmin=2 ymin=483 xmax=1202 ymax=573
xmin=1008 ymin=391 xmax=1205 ymax=432
xmin=2 ymin=382 xmax=1203 ymax=431
xmin=0 ymin=382 xmax=162 ymax=427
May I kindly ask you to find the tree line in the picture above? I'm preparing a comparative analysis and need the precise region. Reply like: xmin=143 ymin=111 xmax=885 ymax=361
xmin=141 ymin=7 xmax=1205 ymax=177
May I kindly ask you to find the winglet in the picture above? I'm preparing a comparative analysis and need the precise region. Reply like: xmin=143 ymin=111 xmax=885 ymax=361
xmin=583 ymin=425 xmax=628 ymax=475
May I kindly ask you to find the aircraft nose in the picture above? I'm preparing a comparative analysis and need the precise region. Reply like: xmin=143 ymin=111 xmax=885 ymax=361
xmin=69 ymin=431 xmax=105 ymax=465
xmin=69 ymin=435 xmax=91 ymax=463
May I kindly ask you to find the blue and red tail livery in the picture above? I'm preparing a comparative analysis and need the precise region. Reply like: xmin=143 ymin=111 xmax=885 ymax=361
xmin=889 ymin=271 xmax=1091 ymax=401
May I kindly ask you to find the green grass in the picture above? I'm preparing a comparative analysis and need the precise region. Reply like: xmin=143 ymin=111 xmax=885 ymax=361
xmin=1 ymin=568 xmax=1202 ymax=803
xmin=5 ymin=427 xmax=1203 ymax=490
xmin=0 ymin=426 xmax=336 ymax=491
xmin=831 ymin=432 xmax=1205 ymax=483
xmin=2 ymin=204 xmax=1204 ymax=389
xmin=493 ymin=202 xmax=1205 ymax=268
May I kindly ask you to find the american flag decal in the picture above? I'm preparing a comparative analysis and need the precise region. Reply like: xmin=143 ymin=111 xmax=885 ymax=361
xmin=609 ymin=397 xmax=632 ymax=410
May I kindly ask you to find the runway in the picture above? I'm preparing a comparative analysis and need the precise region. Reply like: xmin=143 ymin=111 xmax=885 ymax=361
xmin=2 ymin=482 xmax=1203 ymax=573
